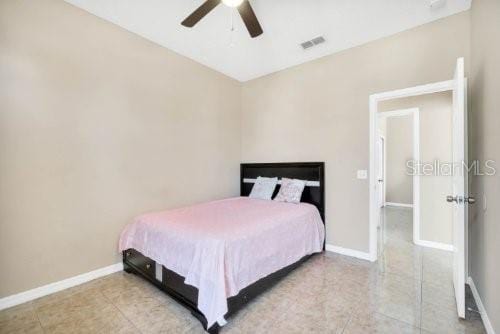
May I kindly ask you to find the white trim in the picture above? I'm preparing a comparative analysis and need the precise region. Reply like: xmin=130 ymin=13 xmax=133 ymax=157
xmin=243 ymin=178 xmax=320 ymax=187
xmin=379 ymin=134 xmax=387 ymax=206
xmin=325 ymin=244 xmax=372 ymax=261
xmin=464 ymin=78 xmax=469 ymax=281
xmin=369 ymin=94 xmax=379 ymax=262
xmin=378 ymin=108 xmax=417 ymax=118
xmin=375 ymin=131 xmax=386 ymax=208
xmin=369 ymin=79 xmax=460 ymax=264
xmin=371 ymin=80 xmax=454 ymax=101
xmin=385 ymin=202 xmax=414 ymax=208
xmin=468 ymin=277 xmax=496 ymax=334
xmin=0 ymin=263 xmax=123 ymax=311
xmin=415 ymin=239 xmax=453 ymax=252
xmin=413 ymin=109 xmax=421 ymax=245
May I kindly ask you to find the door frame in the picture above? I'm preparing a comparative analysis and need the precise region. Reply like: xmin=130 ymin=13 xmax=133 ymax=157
xmin=377 ymin=108 xmax=420 ymax=245
xmin=377 ymin=133 xmax=386 ymax=208
xmin=368 ymin=79 xmax=468 ymax=262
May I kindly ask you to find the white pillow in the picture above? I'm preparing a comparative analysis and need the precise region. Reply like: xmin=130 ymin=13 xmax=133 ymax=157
xmin=248 ymin=176 xmax=278 ymax=200
xmin=274 ymin=178 xmax=306 ymax=204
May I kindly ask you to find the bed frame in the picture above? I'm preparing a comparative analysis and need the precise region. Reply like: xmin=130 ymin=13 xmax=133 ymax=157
xmin=123 ymin=162 xmax=325 ymax=333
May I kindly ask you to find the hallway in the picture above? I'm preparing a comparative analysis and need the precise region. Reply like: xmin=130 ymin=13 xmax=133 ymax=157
xmin=377 ymin=206 xmax=485 ymax=333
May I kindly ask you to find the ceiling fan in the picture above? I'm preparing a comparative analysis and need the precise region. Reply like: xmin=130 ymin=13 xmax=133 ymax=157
xmin=181 ymin=0 xmax=263 ymax=38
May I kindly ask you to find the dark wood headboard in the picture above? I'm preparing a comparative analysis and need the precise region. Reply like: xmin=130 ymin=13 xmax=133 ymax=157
xmin=240 ymin=162 xmax=325 ymax=222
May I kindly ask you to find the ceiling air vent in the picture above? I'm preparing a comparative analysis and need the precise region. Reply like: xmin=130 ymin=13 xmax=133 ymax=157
xmin=300 ymin=36 xmax=326 ymax=50
xmin=300 ymin=41 xmax=314 ymax=50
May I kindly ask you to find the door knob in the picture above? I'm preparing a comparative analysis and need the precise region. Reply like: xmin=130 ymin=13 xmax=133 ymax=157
xmin=447 ymin=196 xmax=474 ymax=204
xmin=465 ymin=196 xmax=476 ymax=204
xmin=378 ymin=179 xmax=384 ymax=183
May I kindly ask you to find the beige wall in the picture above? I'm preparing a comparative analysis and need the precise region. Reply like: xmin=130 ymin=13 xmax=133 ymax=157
xmin=384 ymin=115 xmax=413 ymax=205
xmin=0 ymin=0 xmax=241 ymax=297
xmin=0 ymin=0 xmax=484 ymax=310
xmin=469 ymin=0 xmax=500 ymax=331
xmin=380 ymin=92 xmax=453 ymax=245
xmin=241 ymin=12 xmax=469 ymax=252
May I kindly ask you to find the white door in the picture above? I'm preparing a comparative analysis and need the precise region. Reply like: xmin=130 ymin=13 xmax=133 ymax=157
xmin=377 ymin=136 xmax=385 ymax=208
xmin=450 ymin=57 xmax=466 ymax=319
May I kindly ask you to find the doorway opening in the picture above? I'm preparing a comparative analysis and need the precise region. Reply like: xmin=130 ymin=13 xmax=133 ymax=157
xmin=377 ymin=108 xmax=420 ymax=245
xmin=369 ymin=58 xmax=470 ymax=319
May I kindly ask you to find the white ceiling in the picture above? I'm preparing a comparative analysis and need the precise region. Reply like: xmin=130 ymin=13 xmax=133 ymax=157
xmin=64 ymin=0 xmax=471 ymax=82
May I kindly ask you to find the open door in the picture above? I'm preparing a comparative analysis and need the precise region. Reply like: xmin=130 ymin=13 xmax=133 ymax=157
xmin=449 ymin=57 xmax=466 ymax=318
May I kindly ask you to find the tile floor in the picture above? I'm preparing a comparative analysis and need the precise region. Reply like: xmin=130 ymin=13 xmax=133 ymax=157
xmin=0 ymin=206 xmax=486 ymax=333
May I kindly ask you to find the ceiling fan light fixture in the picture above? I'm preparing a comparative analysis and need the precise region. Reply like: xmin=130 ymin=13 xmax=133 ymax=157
xmin=182 ymin=0 xmax=262 ymax=38
xmin=222 ymin=0 xmax=244 ymax=8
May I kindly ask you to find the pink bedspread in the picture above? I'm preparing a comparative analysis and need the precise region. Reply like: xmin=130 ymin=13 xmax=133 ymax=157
xmin=118 ymin=197 xmax=325 ymax=327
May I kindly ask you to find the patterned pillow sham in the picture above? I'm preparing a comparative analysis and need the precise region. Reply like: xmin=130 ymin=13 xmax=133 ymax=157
xmin=249 ymin=176 xmax=278 ymax=200
xmin=274 ymin=178 xmax=306 ymax=204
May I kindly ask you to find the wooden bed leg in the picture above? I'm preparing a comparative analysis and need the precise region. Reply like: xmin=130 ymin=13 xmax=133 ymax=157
xmin=189 ymin=311 xmax=220 ymax=334
xmin=206 ymin=324 xmax=220 ymax=334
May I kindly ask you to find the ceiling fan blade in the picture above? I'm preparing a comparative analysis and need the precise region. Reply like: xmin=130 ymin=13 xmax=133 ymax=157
xmin=181 ymin=0 xmax=221 ymax=27
xmin=237 ymin=1 xmax=263 ymax=38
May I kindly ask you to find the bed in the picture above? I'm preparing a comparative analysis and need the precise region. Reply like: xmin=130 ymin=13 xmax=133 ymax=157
xmin=119 ymin=162 xmax=325 ymax=333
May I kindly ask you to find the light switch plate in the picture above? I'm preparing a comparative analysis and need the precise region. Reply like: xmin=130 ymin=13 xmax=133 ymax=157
xmin=357 ymin=170 xmax=368 ymax=179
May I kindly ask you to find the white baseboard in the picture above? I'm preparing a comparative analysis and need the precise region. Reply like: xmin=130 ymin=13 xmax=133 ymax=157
xmin=468 ymin=277 xmax=496 ymax=334
xmin=326 ymin=244 xmax=374 ymax=262
xmin=0 ymin=262 xmax=123 ymax=311
xmin=414 ymin=239 xmax=453 ymax=251
xmin=385 ymin=202 xmax=413 ymax=208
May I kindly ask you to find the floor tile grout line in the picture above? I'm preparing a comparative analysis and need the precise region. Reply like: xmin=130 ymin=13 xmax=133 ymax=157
xmin=339 ymin=313 xmax=353 ymax=334
xmin=30 ymin=301 xmax=47 ymax=334
xmin=379 ymin=207 xmax=424 ymax=332
xmin=381 ymin=207 xmax=483 ymax=334
xmin=380 ymin=269 xmax=423 ymax=284
xmin=419 ymin=267 xmax=424 ymax=332
xmin=31 ymin=287 xmax=138 ymax=334
xmin=100 ymin=288 xmax=144 ymax=334
xmin=372 ymin=310 xmax=422 ymax=331
xmin=418 ymin=247 xmax=423 ymax=331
